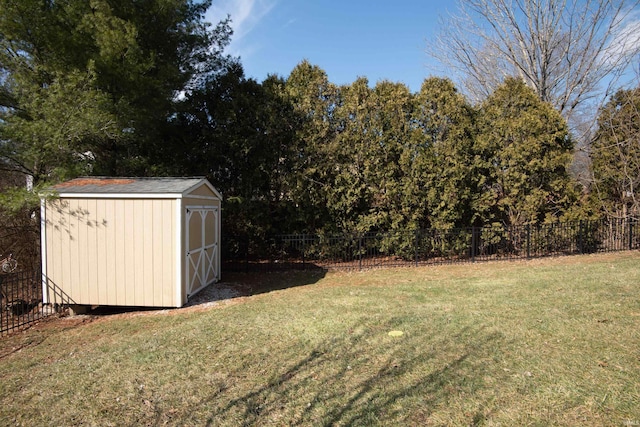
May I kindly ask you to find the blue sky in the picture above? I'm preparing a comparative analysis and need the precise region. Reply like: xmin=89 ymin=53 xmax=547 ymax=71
xmin=206 ymin=1 xmax=454 ymax=93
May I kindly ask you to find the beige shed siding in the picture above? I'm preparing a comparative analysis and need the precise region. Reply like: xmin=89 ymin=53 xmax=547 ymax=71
xmin=187 ymin=182 xmax=220 ymax=199
xmin=44 ymin=198 xmax=177 ymax=307
xmin=183 ymin=196 xmax=221 ymax=208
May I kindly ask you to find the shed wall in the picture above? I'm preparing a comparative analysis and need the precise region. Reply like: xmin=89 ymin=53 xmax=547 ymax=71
xmin=187 ymin=184 xmax=220 ymax=199
xmin=44 ymin=198 xmax=177 ymax=307
xmin=183 ymin=196 xmax=221 ymax=208
xmin=181 ymin=193 xmax=222 ymax=302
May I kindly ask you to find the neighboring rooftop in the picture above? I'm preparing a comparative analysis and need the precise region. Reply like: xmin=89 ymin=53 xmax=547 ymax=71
xmin=53 ymin=177 xmax=208 ymax=194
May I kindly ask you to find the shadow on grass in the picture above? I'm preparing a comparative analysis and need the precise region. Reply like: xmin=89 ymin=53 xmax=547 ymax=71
xmin=202 ymin=322 xmax=506 ymax=426
xmin=213 ymin=269 xmax=328 ymax=298
xmin=80 ymin=270 xmax=328 ymax=314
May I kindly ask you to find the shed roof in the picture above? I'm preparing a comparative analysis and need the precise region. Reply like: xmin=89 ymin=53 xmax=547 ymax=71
xmin=52 ymin=177 xmax=220 ymax=198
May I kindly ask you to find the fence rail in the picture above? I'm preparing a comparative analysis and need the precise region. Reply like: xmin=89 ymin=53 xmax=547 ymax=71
xmin=1 ymin=270 xmax=70 ymax=336
xmin=223 ymin=218 xmax=639 ymax=272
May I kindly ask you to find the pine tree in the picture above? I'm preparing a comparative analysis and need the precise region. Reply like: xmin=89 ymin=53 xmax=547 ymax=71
xmin=0 ymin=0 xmax=232 ymax=189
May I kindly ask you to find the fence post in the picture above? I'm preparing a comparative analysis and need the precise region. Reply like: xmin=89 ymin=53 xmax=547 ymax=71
xmin=471 ymin=227 xmax=476 ymax=262
xmin=629 ymin=219 xmax=634 ymax=251
xmin=414 ymin=229 xmax=419 ymax=267
xmin=244 ymin=235 xmax=249 ymax=273
xmin=269 ymin=237 xmax=275 ymax=269
xmin=358 ymin=234 xmax=363 ymax=271
xmin=526 ymin=224 xmax=531 ymax=259
xmin=578 ymin=220 xmax=584 ymax=254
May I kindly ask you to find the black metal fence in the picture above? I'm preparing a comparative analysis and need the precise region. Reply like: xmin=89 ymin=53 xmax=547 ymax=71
xmin=1 ymin=270 xmax=71 ymax=336
xmin=223 ymin=218 xmax=640 ymax=272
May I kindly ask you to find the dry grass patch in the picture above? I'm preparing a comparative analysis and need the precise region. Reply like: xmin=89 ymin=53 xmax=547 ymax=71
xmin=1 ymin=252 xmax=639 ymax=426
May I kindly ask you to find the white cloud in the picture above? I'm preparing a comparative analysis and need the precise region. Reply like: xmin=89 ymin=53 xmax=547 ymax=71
xmin=207 ymin=0 xmax=277 ymax=45
xmin=282 ymin=18 xmax=297 ymax=30
xmin=601 ymin=11 xmax=640 ymax=69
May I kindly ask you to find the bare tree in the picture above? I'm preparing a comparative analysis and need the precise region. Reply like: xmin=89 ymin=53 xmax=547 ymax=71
xmin=430 ymin=0 xmax=640 ymax=125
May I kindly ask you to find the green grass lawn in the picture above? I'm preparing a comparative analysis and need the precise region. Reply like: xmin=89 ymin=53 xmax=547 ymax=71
xmin=1 ymin=252 xmax=640 ymax=426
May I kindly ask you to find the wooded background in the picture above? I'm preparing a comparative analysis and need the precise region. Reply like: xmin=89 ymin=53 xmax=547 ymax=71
xmin=1 ymin=0 xmax=639 ymax=268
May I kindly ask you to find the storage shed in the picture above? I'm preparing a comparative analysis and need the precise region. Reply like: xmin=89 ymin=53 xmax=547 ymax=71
xmin=41 ymin=177 xmax=222 ymax=308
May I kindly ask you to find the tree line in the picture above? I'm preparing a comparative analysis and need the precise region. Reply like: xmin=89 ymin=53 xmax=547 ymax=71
xmin=0 ymin=0 xmax=639 ymax=264
xmin=132 ymin=59 xmax=640 ymax=242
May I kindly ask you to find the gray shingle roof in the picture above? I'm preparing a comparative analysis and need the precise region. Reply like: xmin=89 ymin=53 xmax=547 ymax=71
xmin=54 ymin=177 xmax=208 ymax=195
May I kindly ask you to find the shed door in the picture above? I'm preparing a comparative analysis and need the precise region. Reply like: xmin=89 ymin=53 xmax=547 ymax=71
xmin=186 ymin=206 xmax=219 ymax=298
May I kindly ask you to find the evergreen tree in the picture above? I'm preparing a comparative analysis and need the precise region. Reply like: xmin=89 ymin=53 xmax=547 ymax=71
xmin=165 ymin=63 xmax=302 ymax=241
xmin=314 ymin=78 xmax=412 ymax=234
xmin=402 ymin=77 xmax=477 ymax=230
xmin=285 ymin=61 xmax=339 ymax=232
xmin=366 ymin=80 xmax=413 ymax=231
xmin=475 ymin=78 xmax=578 ymax=226
xmin=0 ymin=0 xmax=232 ymax=190
xmin=329 ymin=77 xmax=377 ymax=233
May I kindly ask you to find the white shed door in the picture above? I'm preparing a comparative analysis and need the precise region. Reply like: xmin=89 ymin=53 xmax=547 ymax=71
xmin=186 ymin=206 xmax=220 ymax=298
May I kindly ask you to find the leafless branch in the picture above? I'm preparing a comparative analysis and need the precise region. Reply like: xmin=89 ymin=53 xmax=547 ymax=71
xmin=430 ymin=0 xmax=640 ymax=130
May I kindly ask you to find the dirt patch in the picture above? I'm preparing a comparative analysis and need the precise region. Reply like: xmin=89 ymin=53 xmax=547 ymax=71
xmin=183 ymin=282 xmax=247 ymax=307
xmin=83 ymin=281 xmax=251 ymax=319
